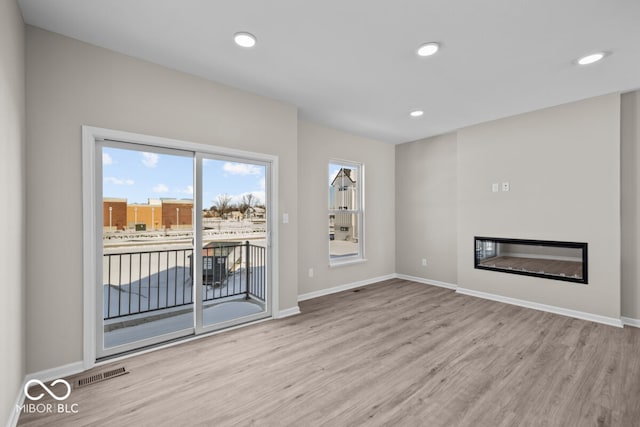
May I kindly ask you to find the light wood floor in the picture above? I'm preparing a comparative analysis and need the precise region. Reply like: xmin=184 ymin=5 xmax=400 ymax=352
xmin=18 ymin=279 xmax=640 ymax=426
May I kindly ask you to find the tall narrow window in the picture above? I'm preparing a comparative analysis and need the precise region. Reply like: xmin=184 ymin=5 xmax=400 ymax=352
xmin=328 ymin=160 xmax=364 ymax=264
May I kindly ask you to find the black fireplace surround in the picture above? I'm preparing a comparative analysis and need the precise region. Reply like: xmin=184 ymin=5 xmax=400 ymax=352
xmin=474 ymin=237 xmax=588 ymax=284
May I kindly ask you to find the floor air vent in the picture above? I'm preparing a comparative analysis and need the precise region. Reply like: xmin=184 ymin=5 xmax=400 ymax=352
xmin=77 ymin=366 xmax=128 ymax=388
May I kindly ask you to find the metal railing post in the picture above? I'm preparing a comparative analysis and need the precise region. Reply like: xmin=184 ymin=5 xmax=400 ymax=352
xmin=245 ymin=241 xmax=250 ymax=300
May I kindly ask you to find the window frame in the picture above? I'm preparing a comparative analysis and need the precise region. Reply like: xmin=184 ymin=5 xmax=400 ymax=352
xmin=328 ymin=159 xmax=365 ymax=266
xmin=82 ymin=125 xmax=280 ymax=367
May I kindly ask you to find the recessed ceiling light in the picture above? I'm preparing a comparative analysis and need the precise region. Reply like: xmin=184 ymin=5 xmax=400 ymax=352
xmin=234 ymin=32 xmax=256 ymax=48
xmin=577 ymin=52 xmax=606 ymax=65
xmin=410 ymin=110 xmax=424 ymax=118
xmin=417 ymin=42 xmax=439 ymax=57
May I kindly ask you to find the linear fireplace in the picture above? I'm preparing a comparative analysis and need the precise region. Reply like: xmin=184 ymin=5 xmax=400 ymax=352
xmin=474 ymin=237 xmax=588 ymax=284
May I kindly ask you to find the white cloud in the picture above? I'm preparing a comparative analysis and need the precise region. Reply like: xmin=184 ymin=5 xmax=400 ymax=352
xmin=259 ymin=177 xmax=265 ymax=190
xmin=103 ymin=153 xmax=113 ymax=165
xmin=181 ymin=185 xmax=194 ymax=195
xmin=223 ymin=162 xmax=261 ymax=176
xmin=142 ymin=152 xmax=159 ymax=168
xmin=105 ymin=176 xmax=134 ymax=186
xmin=152 ymin=183 xmax=169 ymax=193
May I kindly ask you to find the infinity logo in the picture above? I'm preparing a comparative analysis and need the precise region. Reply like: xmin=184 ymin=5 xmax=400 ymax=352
xmin=24 ymin=379 xmax=72 ymax=401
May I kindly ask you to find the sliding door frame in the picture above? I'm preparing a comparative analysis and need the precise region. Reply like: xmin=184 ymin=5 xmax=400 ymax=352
xmin=82 ymin=126 xmax=279 ymax=369
xmin=195 ymin=152 xmax=274 ymax=334
xmin=96 ymin=140 xmax=196 ymax=359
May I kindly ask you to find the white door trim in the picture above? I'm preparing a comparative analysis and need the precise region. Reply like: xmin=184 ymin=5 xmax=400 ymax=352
xmin=82 ymin=126 xmax=279 ymax=369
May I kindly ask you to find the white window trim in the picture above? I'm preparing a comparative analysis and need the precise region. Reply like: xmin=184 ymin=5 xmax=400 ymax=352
xmin=82 ymin=126 xmax=280 ymax=368
xmin=328 ymin=158 xmax=365 ymax=266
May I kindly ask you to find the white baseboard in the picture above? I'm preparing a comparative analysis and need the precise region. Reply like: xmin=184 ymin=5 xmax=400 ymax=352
xmin=456 ymin=287 xmax=623 ymax=328
xmin=8 ymin=361 xmax=85 ymax=427
xmin=276 ymin=306 xmax=301 ymax=318
xmin=394 ymin=274 xmax=458 ymax=290
xmin=7 ymin=388 xmax=24 ymax=427
xmin=297 ymin=274 xmax=396 ymax=302
xmin=622 ymin=316 xmax=640 ymax=328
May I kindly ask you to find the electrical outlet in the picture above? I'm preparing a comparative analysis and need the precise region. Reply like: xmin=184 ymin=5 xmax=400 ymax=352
xmin=502 ymin=182 xmax=510 ymax=192
xmin=422 ymin=258 xmax=427 ymax=266
xmin=308 ymin=268 xmax=314 ymax=278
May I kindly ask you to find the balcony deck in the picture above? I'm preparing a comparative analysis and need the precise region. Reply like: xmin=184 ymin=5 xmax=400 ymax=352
xmin=101 ymin=240 xmax=267 ymax=352
xmin=104 ymin=298 xmax=265 ymax=348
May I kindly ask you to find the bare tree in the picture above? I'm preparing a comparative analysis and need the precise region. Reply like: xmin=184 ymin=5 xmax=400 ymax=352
xmin=215 ymin=194 xmax=232 ymax=218
xmin=244 ymin=193 xmax=256 ymax=208
xmin=239 ymin=193 xmax=256 ymax=214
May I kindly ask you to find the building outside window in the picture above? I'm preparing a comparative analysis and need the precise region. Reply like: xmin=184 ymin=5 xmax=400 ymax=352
xmin=328 ymin=160 xmax=364 ymax=264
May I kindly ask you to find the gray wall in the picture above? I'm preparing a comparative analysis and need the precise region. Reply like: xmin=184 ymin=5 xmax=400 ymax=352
xmin=622 ymin=91 xmax=640 ymax=319
xmin=0 ymin=0 xmax=26 ymax=422
xmin=396 ymin=95 xmax=622 ymax=319
xmin=25 ymin=27 xmax=299 ymax=373
xmin=297 ymin=119 xmax=395 ymax=295
xmin=457 ymin=94 xmax=620 ymax=318
xmin=395 ymin=133 xmax=457 ymax=284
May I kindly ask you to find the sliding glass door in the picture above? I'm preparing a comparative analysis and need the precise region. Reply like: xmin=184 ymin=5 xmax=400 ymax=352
xmin=96 ymin=140 xmax=271 ymax=359
xmin=198 ymin=157 xmax=269 ymax=330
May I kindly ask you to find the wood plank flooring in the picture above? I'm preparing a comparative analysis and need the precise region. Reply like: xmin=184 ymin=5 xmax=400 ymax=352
xmin=17 ymin=279 xmax=640 ymax=426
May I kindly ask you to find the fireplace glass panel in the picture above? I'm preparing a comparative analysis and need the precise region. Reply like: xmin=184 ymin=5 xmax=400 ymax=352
xmin=474 ymin=237 xmax=588 ymax=284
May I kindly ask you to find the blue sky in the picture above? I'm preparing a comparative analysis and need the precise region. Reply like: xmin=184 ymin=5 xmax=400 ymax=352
xmin=103 ymin=147 xmax=266 ymax=208
xmin=329 ymin=163 xmax=342 ymax=185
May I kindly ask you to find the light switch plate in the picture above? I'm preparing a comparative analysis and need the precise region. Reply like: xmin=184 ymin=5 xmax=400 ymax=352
xmin=492 ymin=183 xmax=499 ymax=192
xmin=283 ymin=213 xmax=289 ymax=224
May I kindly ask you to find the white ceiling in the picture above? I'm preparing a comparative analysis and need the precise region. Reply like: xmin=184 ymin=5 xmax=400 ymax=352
xmin=18 ymin=0 xmax=640 ymax=144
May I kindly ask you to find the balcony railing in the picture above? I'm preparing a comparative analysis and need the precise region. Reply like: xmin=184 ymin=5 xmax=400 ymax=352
xmin=103 ymin=241 xmax=266 ymax=320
